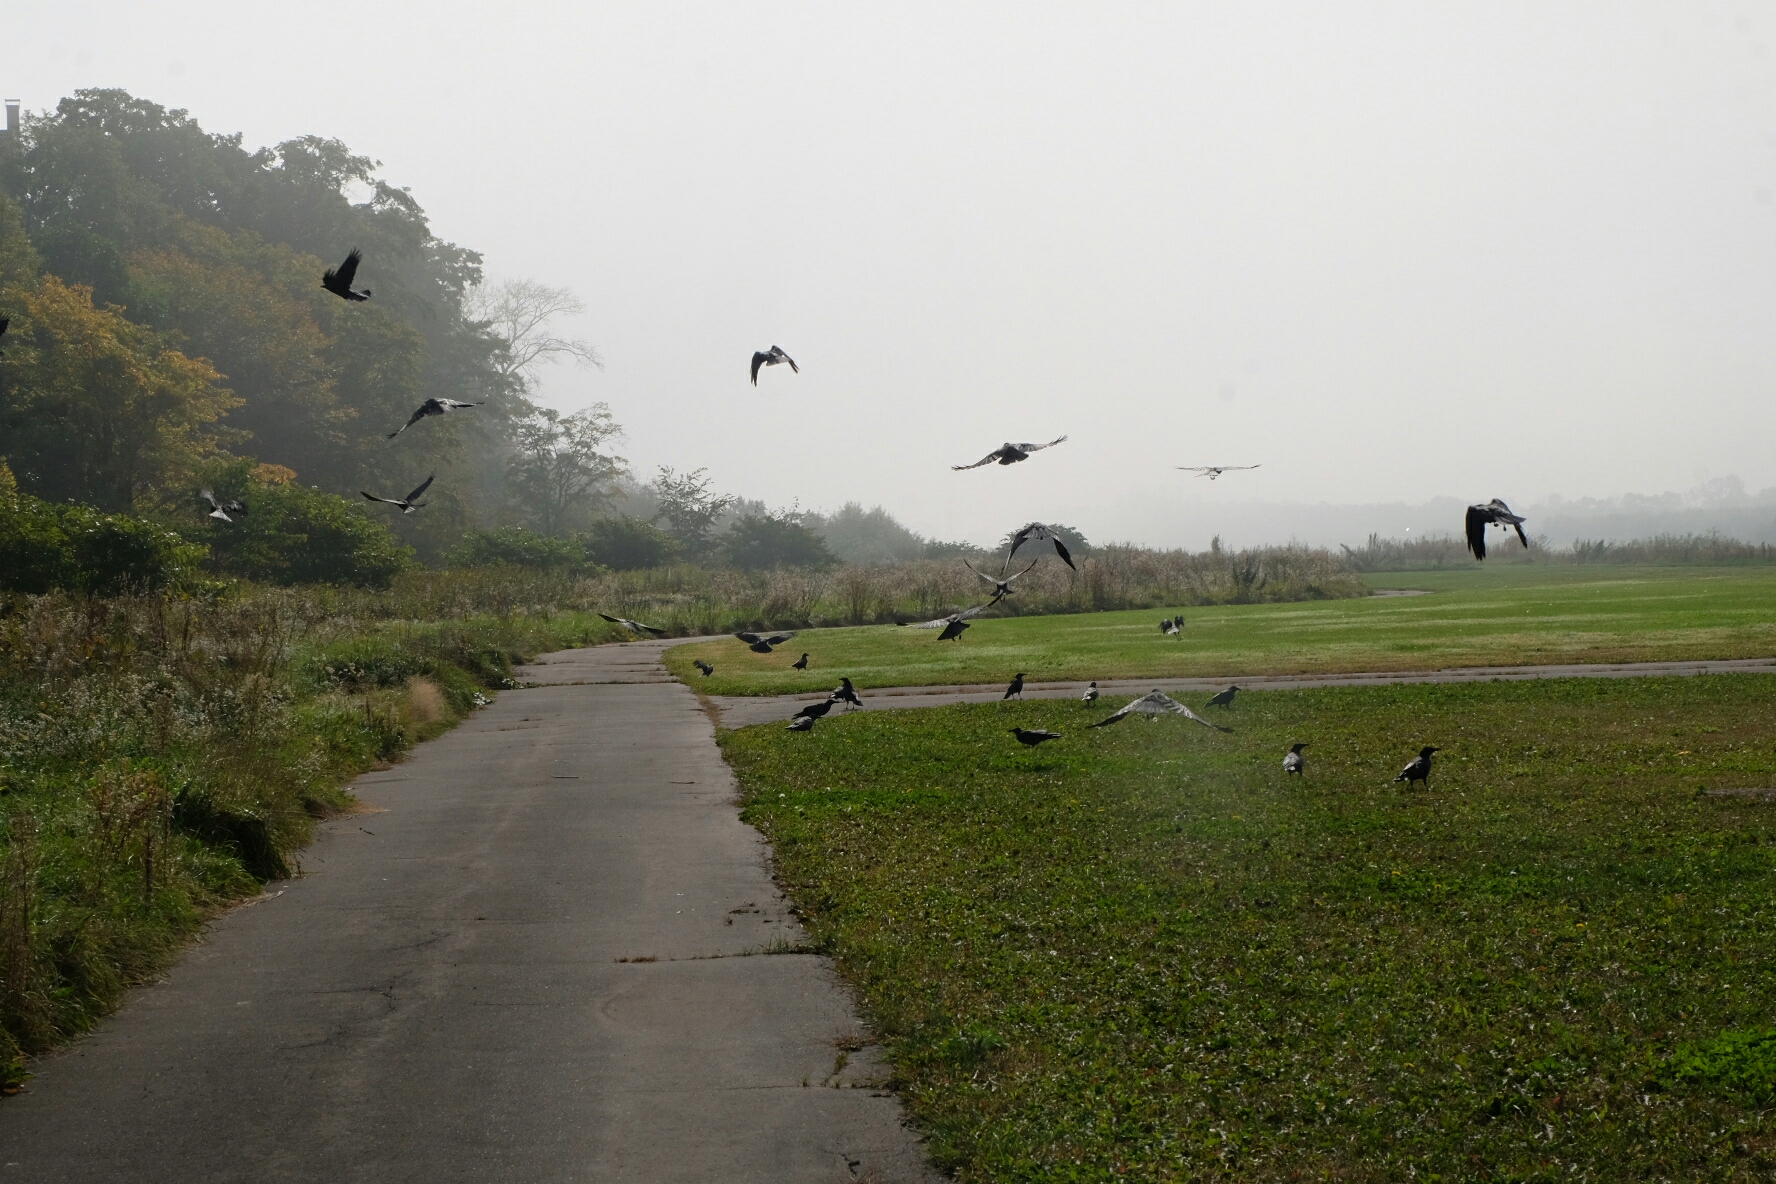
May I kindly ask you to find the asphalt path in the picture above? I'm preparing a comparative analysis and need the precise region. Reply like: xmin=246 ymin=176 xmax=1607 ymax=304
xmin=706 ymin=656 xmax=1776 ymax=727
xmin=0 ymin=640 xmax=936 ymax=1183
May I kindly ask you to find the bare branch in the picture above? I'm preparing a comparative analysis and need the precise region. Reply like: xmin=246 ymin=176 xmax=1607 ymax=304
xmin=468 ymin=279 xmax=604 ymax=390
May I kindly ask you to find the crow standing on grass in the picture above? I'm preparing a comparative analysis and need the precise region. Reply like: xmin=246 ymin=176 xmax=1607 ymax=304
xmin=792 ymin=698 xmax=837 ymax=723
xmin=832 ymin=678 xmax=863 ymax=710
xmin=693 ymin=660 xmax=715 ymax=677
xmin=1003 ymin=673 xmax=1025 ymax=700
xmin=1204 ymin=685 xmax=1241 ymax=709
xmin=1010 ymin=727 xmax=1062 ymax=747
xmin=791 ymin=653 xmax=809 ymax=670
xmin=1082 ymin=681 xmax=1100 ymax=702
xmin=1465 ymin=499 xmax=1528 ymax=561
xmin=1394 ymin=746 xmax=1440 ymax=789
xmin=1283 ymin=742 xmax=1309 ymax=777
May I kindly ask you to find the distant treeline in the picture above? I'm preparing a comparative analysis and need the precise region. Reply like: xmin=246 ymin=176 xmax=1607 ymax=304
xmin=1341 ymin=531 xmax=1776 ymax=572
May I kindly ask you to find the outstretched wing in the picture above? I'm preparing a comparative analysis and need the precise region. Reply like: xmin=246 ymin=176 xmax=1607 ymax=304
xmin=1050 ymin=537 xmax=1076 ymax=571
xmin=780 ymin=349 xmax=798 ymax=373
xmin=962 ymin=558 xmax=1000 ymax=586
xmin=325 ymin=249 xmax=362 ymax=289
xmin=387 ymin=404 xmax=428 ymax=438
xmin=952 ymin=450 xmax=1003 ymax=471
xmin=361 ymin=491 xmax=402 ymax=506
xmin=764 ymin=631 xmax=798 ymax=645
xmin=1512 ymin=518 xmax=1528 ymax=547
xmin=750 ymin=352 xmax=767 ymax=385
xmin=735 ymin=632 xmax=764 ymax=643
xmin=910 ymin=603 xmax=993 ymax=629
xmin=442 ymin=400 xmax=482 ymax=411
xmin=1088 ymin=700 xmax=1138 ymax=728
xmin=404 ymin=474 xmax=436 ymax=503
xmin=1464 ymin=505 xmax=1487 ymax=561
xmin=1001 ymin=559 xmax=1040 ymax=585
xmin=1173 ymin=702 xmax=1233 ymax=733
xmin=1013 ymin=435 xmax=1067 ymax=454
xmin=200 ymin=489 xmax=221 ymax=510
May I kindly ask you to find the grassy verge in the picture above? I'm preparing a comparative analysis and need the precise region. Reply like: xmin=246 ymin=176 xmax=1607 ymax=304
xmin=673 ymin=567 xmax=1776 ymax=695
xmin=721 ymin=675 xmax=1776 ymax=1179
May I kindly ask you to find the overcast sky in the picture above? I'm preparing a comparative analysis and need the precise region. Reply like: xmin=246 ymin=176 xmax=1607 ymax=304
xmin=9 ymin=3 xmax=1776 ymax=546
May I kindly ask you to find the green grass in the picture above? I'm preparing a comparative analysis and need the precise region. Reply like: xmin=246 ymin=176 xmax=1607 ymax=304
xmin=721 ymin=674 xmax=1776 ymax=1180
xmin=672 ymin=567 xmax=1776 ymax=695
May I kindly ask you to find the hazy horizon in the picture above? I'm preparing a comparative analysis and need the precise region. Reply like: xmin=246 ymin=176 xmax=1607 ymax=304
xmin=8 ymin=2 xmax=1774 ymax=547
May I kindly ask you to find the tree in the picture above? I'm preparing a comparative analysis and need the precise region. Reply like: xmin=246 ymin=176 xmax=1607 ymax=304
xmin=650 ymin=467 xmax=734 ymax=557
xmin=468 ymin=279 xmax=602 ymax=394
xmin=582 ymin=517 xmax=676 ymax=571
xmin=505 ymin=404 xmax=626 ymax=537
xmin=722 ymin=510 xmax=837 ymax=571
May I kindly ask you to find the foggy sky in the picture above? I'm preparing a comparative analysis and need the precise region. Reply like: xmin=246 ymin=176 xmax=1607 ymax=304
xmin=9 ymin=3 xmax=1776 ymax=547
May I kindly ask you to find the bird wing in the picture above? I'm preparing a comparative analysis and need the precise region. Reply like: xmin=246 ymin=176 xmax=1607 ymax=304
xmin=200 ymin=489 xmax=220 ymax=509
xmin=734 ymin=632 xmax=764 ymax=643
xmin=442 ymin=400 xmax=482 ymax=410
xmin=1512 ymin=519 xmax=1528 ymax=547
xmin=1001 ymin=559 xmax=1040 ymax=585
xmin=1013 ymin=435 xmax=1067 ymax=454
xmin=1464 ymin=505 xmax=1487 ymax=560
xmin=404 ymin=474 xmax=436 ymax=503
xmin=780 ymin=349 xmax=798 ymax=373
xmin=1087 ymin=699 xmax=1139 ymax=727
xmin=361 ymin=491 xmax=402 ymax=505
xmin=388 ymin=405 xmax=429 ymax=438
xmin=765 ymin=632 xmax=798 ymax=645
xmin=952 ymin=450 xmax=1003 ymax=471
xmin=1173 ymin=702 xmax=1233 ymax=733
xmin=962 ymin=558 xmax=1000 ymax=586
xmin=633 ymin=621 xmax=666 ymax=635
xmin=750 ymin=352 xmax=767 ymax=385
xmin=325 ymin=249 xmax=362 ymax=290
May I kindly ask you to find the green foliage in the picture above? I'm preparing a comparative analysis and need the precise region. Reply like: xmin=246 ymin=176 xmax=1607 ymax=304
xmin=504 ymin=404 xmax=626 ymax=537
xmin=581 ymin=516 xmax=676 ymax=571
xmin=722 ymin=512 xmax=838 ymax=571
xmin=0 ymin=483 xmax=207 ymax=594
xmin=805 ymin=502 xmax=931 ymax=564
xmin=189 ymin=460 xmax=414 ymax=587
xmin=650 ymin=466 xmax=734 ymax=557
xmin=445 ymin=527 xmax=586 ymax=570
xmin=721 ymin=674 xmax=1776 ymax=1178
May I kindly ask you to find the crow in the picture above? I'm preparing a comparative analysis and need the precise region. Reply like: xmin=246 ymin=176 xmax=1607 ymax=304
xmin=792 ymin=698 xmax=837 ymax=722
xmin=388 ymin=398 xmax=482 ymax=438
xmin=1010 ymin=727 xmax=1062 ymax=747
xmin=1204 ymin=685 xmax=1240 ymax=709
xmin=693 ymin=659 xmax=715 ymax=677
xmin=361 ymin=474 xmax=435 ymax=514
xmin=938 ymin=619 xmax=970 ymax=641
xmin=736 ymin=630 xmax=798 ymax=654
xmin=1283 ymin=742 xmax=1309 ymax=777
xmin=1090 ymin=689 xmax=1232 ymax=732
xmin=1394 ymin=746 xmax=1440 ymax=789
xmin=1177 ymin=465 xmax=1261 ymax=480
xmin=750 ymin=345 xmax=798 ymax=385
xmin=964 ymin=557 xmax=1039 ymax=603
xmin=953 ymin=436 xmax=1068 ymax=471
xmin=199 ymin=489 xmax=238 ymax=523
xmin=832 ymin=677 xmax=863 ymax=710
xmin=791 ymin=653 xmax=809 ymax=670
xmin=0 ymin=316 xmax=8 ymax=355
xmin=1464 ymin=499 xmax=1528 ymax=561
xmin=786 ymin=714 xmax=818 ymax=732
xmin=1161 ymin=617 xmax=1182 ymax=636
xmin=1082 ymin=681 xmax=1100 ymax=702
xmin=599 ymin=612 xmax=666 ymax=637
xmin=321 ymin=249 xmax=372 ymax=301
xmin=1007 ymin=523 xmax=1077 ymax=571
xmin=1003 ymin=672 xmax=1025 ymax=700
xmin=909 ymin=603 xmax=994 ymax=640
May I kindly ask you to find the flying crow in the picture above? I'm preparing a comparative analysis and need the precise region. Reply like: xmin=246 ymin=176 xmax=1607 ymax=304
xmin=199 ymin=489 xmax=244 ymax=523
xmin=832 ymin=678 xmax=863 ymax=710
xmin=750 ymin=345 xmax=798 ymax=385
xmin=1464 ymin=499 xmax=1528 ymax=561
xmin=599 ymin=612 xmax=667 ymax=637
xmin=1161 ymin=617 xmax=1182 ymax=636
xmin=791 ymin=652 xmax=809 ymax=669
xmin=321 ymin=249 xmax=372 ymax=301
xmin=388 ymin=398 xmax=482 ymax=438
xmin=1089 ymin=690 xmax=1232 ymax=732
xmin=736 ymin=630 xmax=798 ymax=654
xmin=938 ymin=618 xmax=970 ymax=641
xmin=1010 ymin=727 xmax=1063 ymax=747
xmin=1082 ymin=681 xmax=1099 ymax=702
xmin=1177 ymin=465 xmax=1261 ymax=480
xmin=1283 ymin=742 xmax=1309 ymax=777
xmin=1204 ymin=685 xmax=1240 ymax=709
xmin=1003 ymin=673 xmax=1025 ymax=700
xmin=1007 ymin=523 xmax=1077 ymax=571
xmin=909 ymin=603 xmax=994 ymax=640
xmin=693 ymin=659 xmax=715 ymax=677
xmin=953 ymin=436 xmax=1068 ymax=471
xmin=1394 ymin=746 xmax=1440 ymax=788
xmin=964 ymin=557 xmax=1039 ymax=603
xmin=361 ymin=474 xmax=435 ymax=514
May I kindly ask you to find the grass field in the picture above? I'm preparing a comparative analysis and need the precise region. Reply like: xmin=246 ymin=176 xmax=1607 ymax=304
xmin=669 ymin=566 xmax=1776 ymax=695
xmin=721 ymin=675 xmax=1776 ymax=1180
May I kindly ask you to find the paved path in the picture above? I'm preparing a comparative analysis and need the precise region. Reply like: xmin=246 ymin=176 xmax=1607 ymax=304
xmin=1 ymin=641 xmax=936 ymax=1183
xmin=707 ymin=656 xmax=1776 ymax=727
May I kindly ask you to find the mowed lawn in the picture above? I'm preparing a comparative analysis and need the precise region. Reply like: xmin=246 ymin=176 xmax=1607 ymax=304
xmin=668 ymin=567 xmax=1776 ymax=695
xmin=721 ymin=675 xmax=1776 ymax=1180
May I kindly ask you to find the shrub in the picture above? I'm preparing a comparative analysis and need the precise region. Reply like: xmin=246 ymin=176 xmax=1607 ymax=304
xmin=0 ymin=470 xmax=208 ymax=595
xmin=189 ymin=461 xmax=415 ymax=588
xmin=722 ymin=514 xmax=837 ymax=571
xmin=581 ymin=517 xmax=676 ymax=571
xmin=445 ymin=527 xmax=585 ymax=570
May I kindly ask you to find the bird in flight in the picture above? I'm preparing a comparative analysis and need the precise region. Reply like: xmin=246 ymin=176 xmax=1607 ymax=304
xmin=1394 ymin=745 xmax=1440 ymax=788
xmin=1283 ymin=742 xmax=1309 ymax=777
xmin=693 ymin=659 xmax=715 ymax=677
xmin=1160 ymin=617 xmax=1182 ymax=636
xmin=387 ymin=398 xmax=482 ymax=438
xmin=321 ymin=249 xmax=372 ymax=301
xmin=1089 ymin=689 xmax=1232 ymax=732
xmin=1178 ymin=465 xmax=1261 ymax=480
xmin=964 ymin=558 xmax=1038 ymax=604
xmin=736 ymin=630 xmax=798 ymax=654
xmin=1464 ymin=499 xmax=1528 ymax=561
xmin=832 ymin=677 xmax=863 ymax=710
xmin=1082 ymin=681 xmax=1100 ymax=702
xmin=937 ymin=618 xmax=970 ymax=641
xmin=599 ymin=612 xmax=666 ymax=637
xmin=1204 ymin=685 xmax=1241 ymax=709
xmin=906 ymin=602 xmax=994 ymax=641
xmin=750 ymin=345 xmax=798 ymax=385
xmin=1003 ymin=673 xmax=1025 ymax=700
xmin=1010 ymin=727 xmax=1063 ymax=748
xmin=952 ymin=436 xmax=1068 ymax=471
xmin=791 ymin=653 xmax=809 ymax=670
xmin=1007 ymin=523 xmax=1077 ymax=571
xmin=199 ymin=489 xmax=247 ymax=523
xmin=360 ymin=474 xmax=435 ymax=515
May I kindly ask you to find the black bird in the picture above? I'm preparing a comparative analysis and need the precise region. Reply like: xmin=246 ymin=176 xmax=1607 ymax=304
xmin=786 ymin=714 xmax=818 ymax=732
xmin=361 ymin=474 xmax=435 ymax=514
xmin=1010 ymin=727 xmax=1062 ymax=747
xmin=909 ymin=603 xmax=993 ymax=640
xmin=1393 ymin=746 xmax=1440 ymax=789
xmin=388 ymin=398 xmax=482 ymax=438
xmin=199 ymin=489 xmax=246 ymax=523
xmin=1161 ymin=617 xmax=1182 ymax=636
xmin=737 ymin=630 xmax=798 ymax=654
xmin=832 ymin=678 xmax=863 ymax=710
xmin=1003 ymin=672 xmax=1025 ymax=700
xmin=1177 ymin=465 xmax=1261 ymax=480
xmin=599 ymin=612 xmax=667 ymax=637
xmin=1204 ymin=685 xmax=1240 ymax=709
xmin=0 ymin=316 xmax=8 ymax=355
xmin=321 ymin=248 xmax=372 ymax=301
xmin=1082 ymin=681 xmax=1099 ymax=702
xmin=964 ymin=557 xmax=1039 ymax=603
xmin=750 ymin=345 xmax=798 ymax=385
xmin=791 ymin=653 xmax=809 ymax=670
xmin=938 ymin=618 xmax=970 ymax=641
xmin=953 ymin=436 xmax=1068 ymax=471
xmin=1089 ymin=689 xmax=1231 ymax=732
xmin=792 ymin=698 xmax=837 ymax=722
xmin=1464 ymin=499 xmax=1528 ymax=561
xmin=1007 ymin=522 xmax=1077 ymax=571
xmin=693 ymin=659 xmax=715 ymax=677
xmin=1283 ymin=742 xmax=1309 ymax=777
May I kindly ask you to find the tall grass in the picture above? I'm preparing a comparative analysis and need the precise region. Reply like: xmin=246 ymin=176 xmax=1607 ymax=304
xmin=1341 ymin=530 xmax=1776 ymax=572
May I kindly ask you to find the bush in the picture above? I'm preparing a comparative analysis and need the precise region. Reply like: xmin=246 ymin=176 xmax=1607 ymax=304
xmin=445 ymin=527 xmax=585 ymax=570
xmin=190 ymin=461 xmax=415 ymax=588
xmin=581 ymin=517 xmax=676 ymax=571
xmin=0 ymin=467 xmax=208 ymax=595
xmin=722 ymin=514 xmax=837 ymax=571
